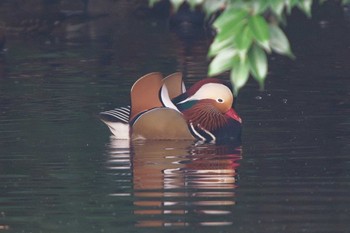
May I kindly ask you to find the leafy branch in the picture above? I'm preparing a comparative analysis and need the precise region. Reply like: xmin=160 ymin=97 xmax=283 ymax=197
xmin=149 ymin=0 xmax=350 ymax=94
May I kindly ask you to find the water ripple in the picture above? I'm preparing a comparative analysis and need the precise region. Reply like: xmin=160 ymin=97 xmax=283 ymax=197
xmin=105 ymin=138 xmax=242 ymax=227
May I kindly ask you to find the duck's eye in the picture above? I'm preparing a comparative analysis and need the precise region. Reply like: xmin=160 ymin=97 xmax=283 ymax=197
xmin=217 ymin=98 xmax=224 ymax=103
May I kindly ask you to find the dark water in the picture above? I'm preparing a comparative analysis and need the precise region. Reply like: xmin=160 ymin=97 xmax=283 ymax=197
xmin=1 ymin=1 xmax=350 ymax=233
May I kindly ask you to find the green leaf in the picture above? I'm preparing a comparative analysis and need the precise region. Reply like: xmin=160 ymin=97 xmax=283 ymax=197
xmin=269 ymin=0 xmax=285 ymax=17
xmin=209 ymin=8 xmax=248 ymax=57
xmin=170 ymin=0 xmax=185 ymax=11
xmin=203 ymin=0 xmax=226 ymax=16
xmin=250 ymin=1 xmax=270 ymax=14
xmin=248 ymin=15 xmax=269 ymax=42
xmin=298 ymin=0 xmax=313 ymax=17
xmin=234 ymin=25 xmax=253 ymax=55
xmin=213 ymin=8 xmax=248 ymax=31
xmin=285 ymin=0 xmax=299 ymax=14
xmin=148 ymin=0 xmax=161 ymax=7
xmin=216 ymin=19 xmax=245 ymax=43
xmin=208 ymin=18 xmax=245 ymax=57
xmin=248 ymin=14 xmax=270 ymax=51
xmin=187 ymin=0 xmax=204 ymax=10
xmin=208 ymin=36 xmax=234 ymax=58
xmin=269 ymin=24 xmax=294 ymax=58
xmin=248 ymin=45 xmax=268 ymax=89
xmin=230 ymin=57 xmax=250 ymax=95
xmin=208 ymin=48 xmax=237 ymax=76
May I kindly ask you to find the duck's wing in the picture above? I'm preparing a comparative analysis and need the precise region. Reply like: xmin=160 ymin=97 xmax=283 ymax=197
xmin=163 ymin=72 xmax=186 ymax=99
xmin=132 ymin=108 xmax=194 ymax=140
xmin=130 ymin=72 xmax=164 ymax=121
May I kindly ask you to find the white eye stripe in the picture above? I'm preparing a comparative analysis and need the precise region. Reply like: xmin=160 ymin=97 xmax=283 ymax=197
xmin=179 ymin=83 xmax=232 ymax=104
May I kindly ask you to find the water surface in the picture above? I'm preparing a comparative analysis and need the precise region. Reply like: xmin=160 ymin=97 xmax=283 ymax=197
xmin=0 ymin=1 xmax=350 ymax=233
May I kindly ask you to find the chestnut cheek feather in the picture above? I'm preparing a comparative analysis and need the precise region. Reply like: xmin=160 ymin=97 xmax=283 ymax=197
xmin=182 ymin=104 xmax=227 ymax=132
xmin=225 ymin=108 xmax=242 ymax=124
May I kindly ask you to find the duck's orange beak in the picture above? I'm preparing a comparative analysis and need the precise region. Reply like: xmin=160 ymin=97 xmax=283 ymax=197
xmin=225 ymin=108 xmax=242 ymax=123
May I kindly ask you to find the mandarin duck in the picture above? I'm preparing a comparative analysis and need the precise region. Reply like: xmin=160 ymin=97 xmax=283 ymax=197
xmin=100 ymin=72 xmax=242 ymax=143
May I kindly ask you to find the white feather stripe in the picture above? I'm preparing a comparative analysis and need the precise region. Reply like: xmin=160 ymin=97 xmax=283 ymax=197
xmin=104 ymin=109 xmax=129 ymax=117
xmin=105 ymin=108 xmax=130 ymax=115
xmin=189 ymin=122 xmax=206 ymax=141
xmin=104 ymin=106 xmax=130 ymax=114
xmin=107 ymin=110 xmax=129 ymax=117
xmin=160 ymin=84 xmax=180 ymax=112
xmin=178 ymin=83 xmax=232 ymax=105
xmin=116 ymin=108 xmax=131 ymax=114
xmin=181 ymin=82 xmax=186 ymax=93
xmin=102 ymin=112 xmax=129 ymax=123
xmin=101 ymin=106 xmax=131 ymax=123
xmin=102 ymin=109 xmax=128 ymax=118
xmin=197 ymin=124 xmax=216 ymax=143
xmin=103 ymin=121 xmax=130 ymax=139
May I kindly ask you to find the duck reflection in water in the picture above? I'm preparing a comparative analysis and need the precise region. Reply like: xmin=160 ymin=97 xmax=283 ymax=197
xmin=106 ymin=138 xmax=242 ymax=227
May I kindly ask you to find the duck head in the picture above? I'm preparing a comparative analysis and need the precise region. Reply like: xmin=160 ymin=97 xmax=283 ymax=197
xmin=173 ymin=78 xmax=242 ymax=142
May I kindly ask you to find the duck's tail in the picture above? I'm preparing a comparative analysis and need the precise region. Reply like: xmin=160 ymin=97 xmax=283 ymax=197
xmin=99 ymin=106 xmax=130 ymax=140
